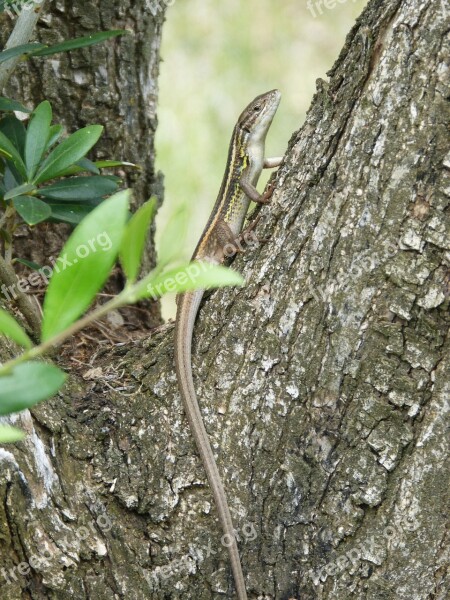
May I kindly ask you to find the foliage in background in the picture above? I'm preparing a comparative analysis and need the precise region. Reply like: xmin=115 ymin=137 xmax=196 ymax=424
xmin=0 ymin=14 xmax=245 ymax=445
xmin=156 ymin=0 xmax=368 ymax=321
xmin=0 ymin=31 xmax=126 ymax=60
xmin=0 ymin=99 xmax=133 ymax=226
xmin=0 ymin=27 xmax=138 ymax=446
xmin=0 ymin=191 xmax=243 ymax=442
xmin=0 ymin=28 xmax=135 ymax=280
xmin=0 ymin=30 xmax=131 ymax=228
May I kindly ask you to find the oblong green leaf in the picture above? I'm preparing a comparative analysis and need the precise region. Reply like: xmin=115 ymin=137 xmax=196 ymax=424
xmin=0 ymin=130 xmax=26 ymax=179
xmin=75 ymin=157 xmax=100 ymax=174
xmin=0 ymin=97 xmax=30 ymax=113
xmin=50 ymin=159 xmax=135 ymax=178
xmin=2 ymin=165 xmax=19 ymax=191
xmin=0 ymin=43 xmax=46 ymax=64
xmin=0 ymin=114 xmax=27 ymax=171
xmin=49 ymin=157 xmax=101 ymax=178
xmin=31 ymin=30 xmax=128 ymax=57
xmin=0 ymin=114 xmax=26 ymax=156
xmin=41 ymin=189 xmax=130 ymax=341
xmin=0 ymin=147 xmax=12 ymax=159
xmin=101 ymin=175 xmax=121 ymax=184
xmin=34 ymin=125 xmax=103 ymax=184
xmin=120 ymin=198 xmax=157 ymax=282
xmin=94 ymin=160 xmax=138 ymax=169
xmin=48 ymin=201 xmax=101 ymax=224
xmin=38 ymin=176 xmax=118 ymax=201
xmin=135 ymin=262 xmax=244 ymax=301
xmin=0 ymin=308 xmax=32 ymax=348
xmin=4 ymin=182 xmax=36 ymax=200
xmin=25 ymin=100 xmax=52 ymax=179
xmin=0 ymin=425 xmax=25 ymax=443
xmin=0 ymin=362 xmax=66 ymax=416
xmin=46 ymin=124 xmax=64 ymax=150
xmin=13 ymin=258 xmax=41 ymax=270
xmin=13 ymin=196 xmax=52 ymax=225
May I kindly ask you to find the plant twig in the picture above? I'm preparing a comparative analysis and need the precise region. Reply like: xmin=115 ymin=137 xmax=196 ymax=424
xmin=0 ymin=293 xmax=127 ymax=373
xmin=0 ymin=253 xmax=41 ymax=337
xmin=0 ymin=1 xmax=47 ymax=92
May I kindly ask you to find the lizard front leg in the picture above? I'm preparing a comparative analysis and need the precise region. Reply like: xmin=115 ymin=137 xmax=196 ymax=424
xmin=263 ymin=156 xmax=283 ymax=168
xmin=239 ymin=156 xmax=283 ymax=204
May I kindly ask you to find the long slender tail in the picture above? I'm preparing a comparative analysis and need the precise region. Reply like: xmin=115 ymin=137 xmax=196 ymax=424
xmin=174 ymin=290 xmax=248 ymax=600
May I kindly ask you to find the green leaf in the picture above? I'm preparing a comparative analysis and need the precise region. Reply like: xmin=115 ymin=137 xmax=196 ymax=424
xmin=13 ymin=196 xmax=52 ymax=225
xmin=25 ymin=100 xmax=52 ymax=179
xmin=158 ymin=206 xmax=188 ymax=268
xmin=0 ymin=308 xmax=32 ymax=349
xmin=134 ymin=262 xmax=244 ymax=301
xmin=0 ymin=114 xmax=26 ymax=158
xmin=101 ymin=175 xmax=121 ymax=184
xmin=31 ymin=30 xmax=128 ymax=57
xmin=0 ymin=362 xmax=66 ymax=416
xmin=2 ymin=165 xmax=18 ymax=191
xmin=0 ymin=97 xmax=30 ymax=113
xmin=0 ymin=43 xmax=46 ymax=64
xmin=13 ymin=258 xmax=41 ymax=270
xmin=50 ymin=158 xmax=135 ymax=178
xmin=48 ymin=201 xmax=101 ymax=224
xmin=0 ymin=130 xmax=26 ymax=179
xmin=38 ymin=176 xmax=118 ymax=201
xmin=46 ymin=124 xmax=64 ymax=150
xmin=4 ymin=182 xmax=36 ymax=200
xmin=49 ymin=158 xmax=101 ymax=178
xmin=75 ymin=157 xmax=100 ymax=174
xmin=120 ymin=198 xmax=157 ymax=282
xmin=0 ymin=147 xmax=12 ymax=159
xmin=0 ymin=425 xmax=26 ymax=443
xmin=41 ymin=189 xmax=130 ymax=341
xmin=95 ymin=160 xmax=138 ymax=169
xmin=33 ymin=125 xmax=103 ymax=184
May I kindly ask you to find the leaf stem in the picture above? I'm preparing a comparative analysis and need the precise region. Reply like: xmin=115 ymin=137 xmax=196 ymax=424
xmin=0 ymin=205 xmax=13 ymax=230
xmin=0 ymin=291 xmax=128 ymax=374
xmin=0 ymin=252 xmax=41 ymax=337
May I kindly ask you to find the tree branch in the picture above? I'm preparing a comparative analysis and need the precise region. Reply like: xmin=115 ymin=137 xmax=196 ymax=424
xmin=0 ymin=0 xmax=47 ymax=92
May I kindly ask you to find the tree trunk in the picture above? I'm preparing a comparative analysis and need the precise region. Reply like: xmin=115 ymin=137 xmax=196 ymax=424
xmin=1 ymin=0 xmax=449 ymax=598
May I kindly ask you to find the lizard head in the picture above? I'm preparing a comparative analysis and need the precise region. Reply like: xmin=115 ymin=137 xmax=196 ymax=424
xmin=237 ymin=89 xmax=281 ymax=141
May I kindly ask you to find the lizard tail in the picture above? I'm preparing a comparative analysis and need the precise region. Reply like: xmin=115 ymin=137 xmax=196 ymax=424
xmin=174 ymin=290 xmax=248 ymax=600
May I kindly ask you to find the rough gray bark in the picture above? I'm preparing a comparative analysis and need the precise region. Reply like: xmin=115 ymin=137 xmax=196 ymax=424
xmin=1 ymin=0 xmax=449 ymax=599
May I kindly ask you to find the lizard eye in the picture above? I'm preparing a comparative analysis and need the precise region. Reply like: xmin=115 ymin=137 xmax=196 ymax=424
xmin=253 ymin=105 xmax=261 ymax=111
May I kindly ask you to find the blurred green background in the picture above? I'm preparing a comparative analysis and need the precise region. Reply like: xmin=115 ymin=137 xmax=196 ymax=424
xmin=155 ymin=0 xmax=368 ymax=319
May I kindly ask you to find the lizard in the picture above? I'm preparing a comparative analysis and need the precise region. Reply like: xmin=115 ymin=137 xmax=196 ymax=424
xmin=174 ymin=89 xmax=282 ymax=599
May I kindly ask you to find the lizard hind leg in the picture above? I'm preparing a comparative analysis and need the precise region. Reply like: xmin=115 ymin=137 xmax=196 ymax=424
xmin=208 ymin=218 xmax=241 ymax=261
xmin=213 ymin=216 xmax=266 ymax=261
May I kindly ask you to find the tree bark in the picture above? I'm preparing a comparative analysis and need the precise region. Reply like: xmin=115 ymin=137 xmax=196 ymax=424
xmin=1 ymin=0 xmax=449 ymax=599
